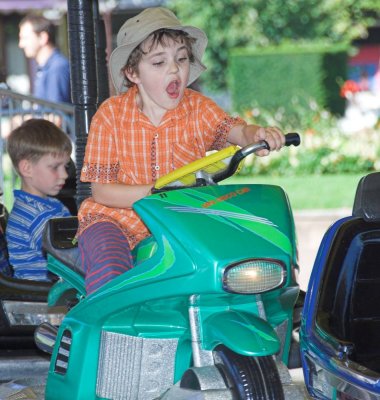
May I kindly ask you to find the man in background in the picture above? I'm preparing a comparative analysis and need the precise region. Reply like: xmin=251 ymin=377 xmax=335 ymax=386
xmin=19 ymin=14 xmax=71 ymax=104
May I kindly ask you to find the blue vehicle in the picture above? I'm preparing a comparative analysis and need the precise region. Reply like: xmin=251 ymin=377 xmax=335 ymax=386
xmin=300 ymin=171 xmax=380 ymax=400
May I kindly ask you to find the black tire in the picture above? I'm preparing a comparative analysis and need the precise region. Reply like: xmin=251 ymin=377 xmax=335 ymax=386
xmin=214 ymin=345 xmax=285 ymax=400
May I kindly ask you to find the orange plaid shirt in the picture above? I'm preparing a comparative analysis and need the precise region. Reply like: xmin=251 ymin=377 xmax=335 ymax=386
xmin=78 ymin=86 xmax=245 ymax=248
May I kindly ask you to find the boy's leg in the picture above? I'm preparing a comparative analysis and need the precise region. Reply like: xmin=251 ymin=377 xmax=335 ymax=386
xmin=78 ymin=222 xmax=134 ymax=294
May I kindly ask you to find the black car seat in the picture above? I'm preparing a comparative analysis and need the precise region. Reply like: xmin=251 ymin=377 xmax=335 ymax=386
xmin=0 ymin=203 xmax=11 ymax=276
xmin=315 ymin=172 xmax=380 ymax=373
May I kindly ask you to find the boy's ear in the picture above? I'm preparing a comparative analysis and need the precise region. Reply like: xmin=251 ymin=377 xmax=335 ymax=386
xmin=125 ymin=68 xmax=140 ymax=84
xmin=18 ymin=159 xmax=33 ymax=178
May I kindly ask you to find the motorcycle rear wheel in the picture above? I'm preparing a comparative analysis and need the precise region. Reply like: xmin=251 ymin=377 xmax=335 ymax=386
xmin=214 ymin=345 xmax=285 ymax=400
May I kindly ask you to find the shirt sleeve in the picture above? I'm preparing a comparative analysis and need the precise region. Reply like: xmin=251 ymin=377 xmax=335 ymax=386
xmin=197 ymin=95 xmax=246 ymax=151
xmin=80 ymin=98 xmax=120 ymax=184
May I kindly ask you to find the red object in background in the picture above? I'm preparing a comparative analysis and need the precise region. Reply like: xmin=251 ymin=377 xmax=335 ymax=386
xmin=349 ymin=45 xmax=380 ymax=65
xmin=348 ymin=45 xmax=380 ymax=93
xmin=340 ymin=80 xmax=361 ymax=98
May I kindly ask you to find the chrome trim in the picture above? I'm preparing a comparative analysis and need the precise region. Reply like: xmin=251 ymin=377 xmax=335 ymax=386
xmin=97 ymin=330 xmax=178 ymax=400
xmin=188 ymin=295 xmax=214 ymax=368
xmin=34 ymin=322 xmax=58 ymax=354
xmin=331 ymin=357 xmax=380 ymax=385
xmin=305 ymin=351 xmax=380 ymax=400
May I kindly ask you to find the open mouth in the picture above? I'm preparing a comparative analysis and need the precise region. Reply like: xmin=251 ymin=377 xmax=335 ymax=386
xmin=166 ymin=80 xmax=181 ymax=99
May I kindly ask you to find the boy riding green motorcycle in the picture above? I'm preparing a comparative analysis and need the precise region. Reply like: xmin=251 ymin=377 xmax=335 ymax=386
xmin=39 ymin=7 xmax=303 ymax=399
xmin=76 ymin=7 xmax=286 ymax=295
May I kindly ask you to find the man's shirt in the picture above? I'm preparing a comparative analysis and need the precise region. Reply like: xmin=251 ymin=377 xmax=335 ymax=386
xmin=34 ymin=49 xmax=71 ymax=104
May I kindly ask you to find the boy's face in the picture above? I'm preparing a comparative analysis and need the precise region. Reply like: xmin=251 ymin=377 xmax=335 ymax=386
xmin=126 ymin=37 xmax=191 ymax=113
xmin=19 ymin=153 xmax=70 ymax=198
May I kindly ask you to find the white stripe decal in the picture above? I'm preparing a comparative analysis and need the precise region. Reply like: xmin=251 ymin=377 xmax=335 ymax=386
xmin=165 ymin=206 xmax=277 ymax=227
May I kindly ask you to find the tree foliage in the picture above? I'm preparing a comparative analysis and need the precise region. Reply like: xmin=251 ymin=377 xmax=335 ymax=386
xmin=169 ymin=0 xmax=380 ymax=91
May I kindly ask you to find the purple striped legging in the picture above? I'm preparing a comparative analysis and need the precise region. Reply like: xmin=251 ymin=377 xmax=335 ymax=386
xmin=78 ymin=222 xmax=134 ymax=295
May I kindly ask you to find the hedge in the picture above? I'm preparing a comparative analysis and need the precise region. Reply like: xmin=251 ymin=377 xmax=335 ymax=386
xmin=228 ymin=43 xmax=349 ymax=115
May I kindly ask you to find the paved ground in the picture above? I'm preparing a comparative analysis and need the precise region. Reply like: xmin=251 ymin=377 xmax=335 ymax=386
xmin=0 ymin=352 xmax=48 ymax=400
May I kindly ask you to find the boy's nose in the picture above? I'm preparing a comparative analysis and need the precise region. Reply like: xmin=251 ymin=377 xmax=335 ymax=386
xmin=168 ymin=60 xmax=180 ymax=73
xmin=60 ymin=167 xmax=69 ymax=180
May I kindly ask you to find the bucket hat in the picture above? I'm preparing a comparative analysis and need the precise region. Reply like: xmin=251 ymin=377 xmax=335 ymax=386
xmin=109 ymin=7 xmax=208 ymax=94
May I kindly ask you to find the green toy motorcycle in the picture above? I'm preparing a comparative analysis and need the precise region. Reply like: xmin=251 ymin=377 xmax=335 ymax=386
xmin=36 ymin=133 xmax=301 ymax=399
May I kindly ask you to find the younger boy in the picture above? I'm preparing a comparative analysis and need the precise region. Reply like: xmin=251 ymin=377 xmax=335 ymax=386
xmin=6 ymin=119 xmax=72 ymax=281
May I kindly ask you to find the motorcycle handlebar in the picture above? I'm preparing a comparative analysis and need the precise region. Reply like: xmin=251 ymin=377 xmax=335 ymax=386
xmin=214 ymin=132 xmax=301 ymax=183
xmin=284 ymin=132 xmax=301 ymax=147
xmin=152 ymin=132 xmax=301 ymax=192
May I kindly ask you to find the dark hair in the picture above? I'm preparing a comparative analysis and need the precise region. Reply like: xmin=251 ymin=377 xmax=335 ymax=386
xmin=7 ymin=119 xmax=72 ymax=174
xmin=121 ymin=29 xmax=196 ymax=89
xmin=19 ymin=14 xmax=56 ymax=46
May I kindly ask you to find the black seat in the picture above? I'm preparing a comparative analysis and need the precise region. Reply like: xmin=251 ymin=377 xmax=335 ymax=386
xmin=315 ymin=172 xmax=380 ymax=373
xmin=0 ymin=203 xmax=11 ymax=276
xmin=42 ymin=217 xmax=84 ymax=278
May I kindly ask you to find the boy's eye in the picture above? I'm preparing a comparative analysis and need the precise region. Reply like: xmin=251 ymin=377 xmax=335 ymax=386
xmin=152 ymin=61 xmax=164 ymax=66
xmin=178 ymin=57 xmax=188 ymax=63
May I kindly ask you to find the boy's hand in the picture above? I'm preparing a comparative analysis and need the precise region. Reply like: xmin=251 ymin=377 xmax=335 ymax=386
xmin=245 ymin=125 xmax=285 ymax=157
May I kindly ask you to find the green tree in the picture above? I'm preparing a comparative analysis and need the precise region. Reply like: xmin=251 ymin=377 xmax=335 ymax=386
xmin=170 ymin=0 xmax=262 ymax=91
xmin=255 ymin=0 xmax=378 ymax=43
xmin=169 ymin=0 xmax=379 ymax=92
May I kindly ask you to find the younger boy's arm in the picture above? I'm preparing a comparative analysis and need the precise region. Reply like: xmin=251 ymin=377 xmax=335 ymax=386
xmin=91 ymin=182 xmax=153 ymax=209
xmin=227 ymin=123 xmax=285 ymax=156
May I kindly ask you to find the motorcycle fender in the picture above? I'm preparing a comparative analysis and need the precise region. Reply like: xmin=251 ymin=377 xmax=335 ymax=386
xmin=203 ymin=311 xmax=280 ymax=356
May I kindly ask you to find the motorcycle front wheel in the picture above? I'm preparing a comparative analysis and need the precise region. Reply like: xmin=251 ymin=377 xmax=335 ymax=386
xmin=214 ymin=345 xmax=285 ymax=400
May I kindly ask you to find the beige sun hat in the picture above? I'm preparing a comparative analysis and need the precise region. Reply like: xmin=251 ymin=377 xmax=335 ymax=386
xmin=109 ymin=7 xmax=208 ymax=94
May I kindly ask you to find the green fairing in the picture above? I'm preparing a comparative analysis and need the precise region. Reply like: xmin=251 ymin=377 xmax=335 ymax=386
xmin=110 ymin=237 xmax=175 ymax=290
xmin=133 ymin=236 xmax=158 ymax=265
xmin=48 ymin=278 xmax=79 ymax=307
xmin=202 ymin=311 xmax=280 ymax=355
xmin=148 ymin=187 xmax=292 ymax=253
xmin=47 ymin=254 xmax=86 ymax=305
xmin=135 ymin=184 xmax=296 ymax=265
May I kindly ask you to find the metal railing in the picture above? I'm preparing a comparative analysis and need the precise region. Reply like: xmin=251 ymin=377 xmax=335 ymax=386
xmin=0 ymin=87 xmax=75 ymax=208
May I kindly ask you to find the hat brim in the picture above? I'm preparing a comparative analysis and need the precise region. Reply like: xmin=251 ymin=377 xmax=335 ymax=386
xmin=110 ymin=25 xmax=207 ymax=94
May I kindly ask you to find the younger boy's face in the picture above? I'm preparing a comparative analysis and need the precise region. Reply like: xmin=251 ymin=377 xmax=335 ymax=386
xmin=20 ymin=153 xmax=70 ymax=198
xmin=127 ymin=37 xmax=191 ymax=112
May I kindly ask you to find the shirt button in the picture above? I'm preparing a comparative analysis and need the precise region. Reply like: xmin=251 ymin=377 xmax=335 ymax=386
xmin=154 ymin=133 xmax=159 ymax=139
xmin=155 ymin=165 xmax=160 ymax=171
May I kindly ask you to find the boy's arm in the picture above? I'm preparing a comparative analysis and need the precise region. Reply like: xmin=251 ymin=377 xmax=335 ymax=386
xmin=91 ymin=182 xmax=153 ymax=208
xmin=227 ymin=123 xmax=285 ymax=156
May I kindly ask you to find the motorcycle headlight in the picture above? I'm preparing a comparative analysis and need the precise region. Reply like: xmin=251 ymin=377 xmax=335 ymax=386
xmin=223 ymin=259 xmax=286 ymax=294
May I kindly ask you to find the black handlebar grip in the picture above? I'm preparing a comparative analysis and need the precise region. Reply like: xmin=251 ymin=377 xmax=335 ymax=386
xmin=285 ymin=132 xmax=301 ymax=147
